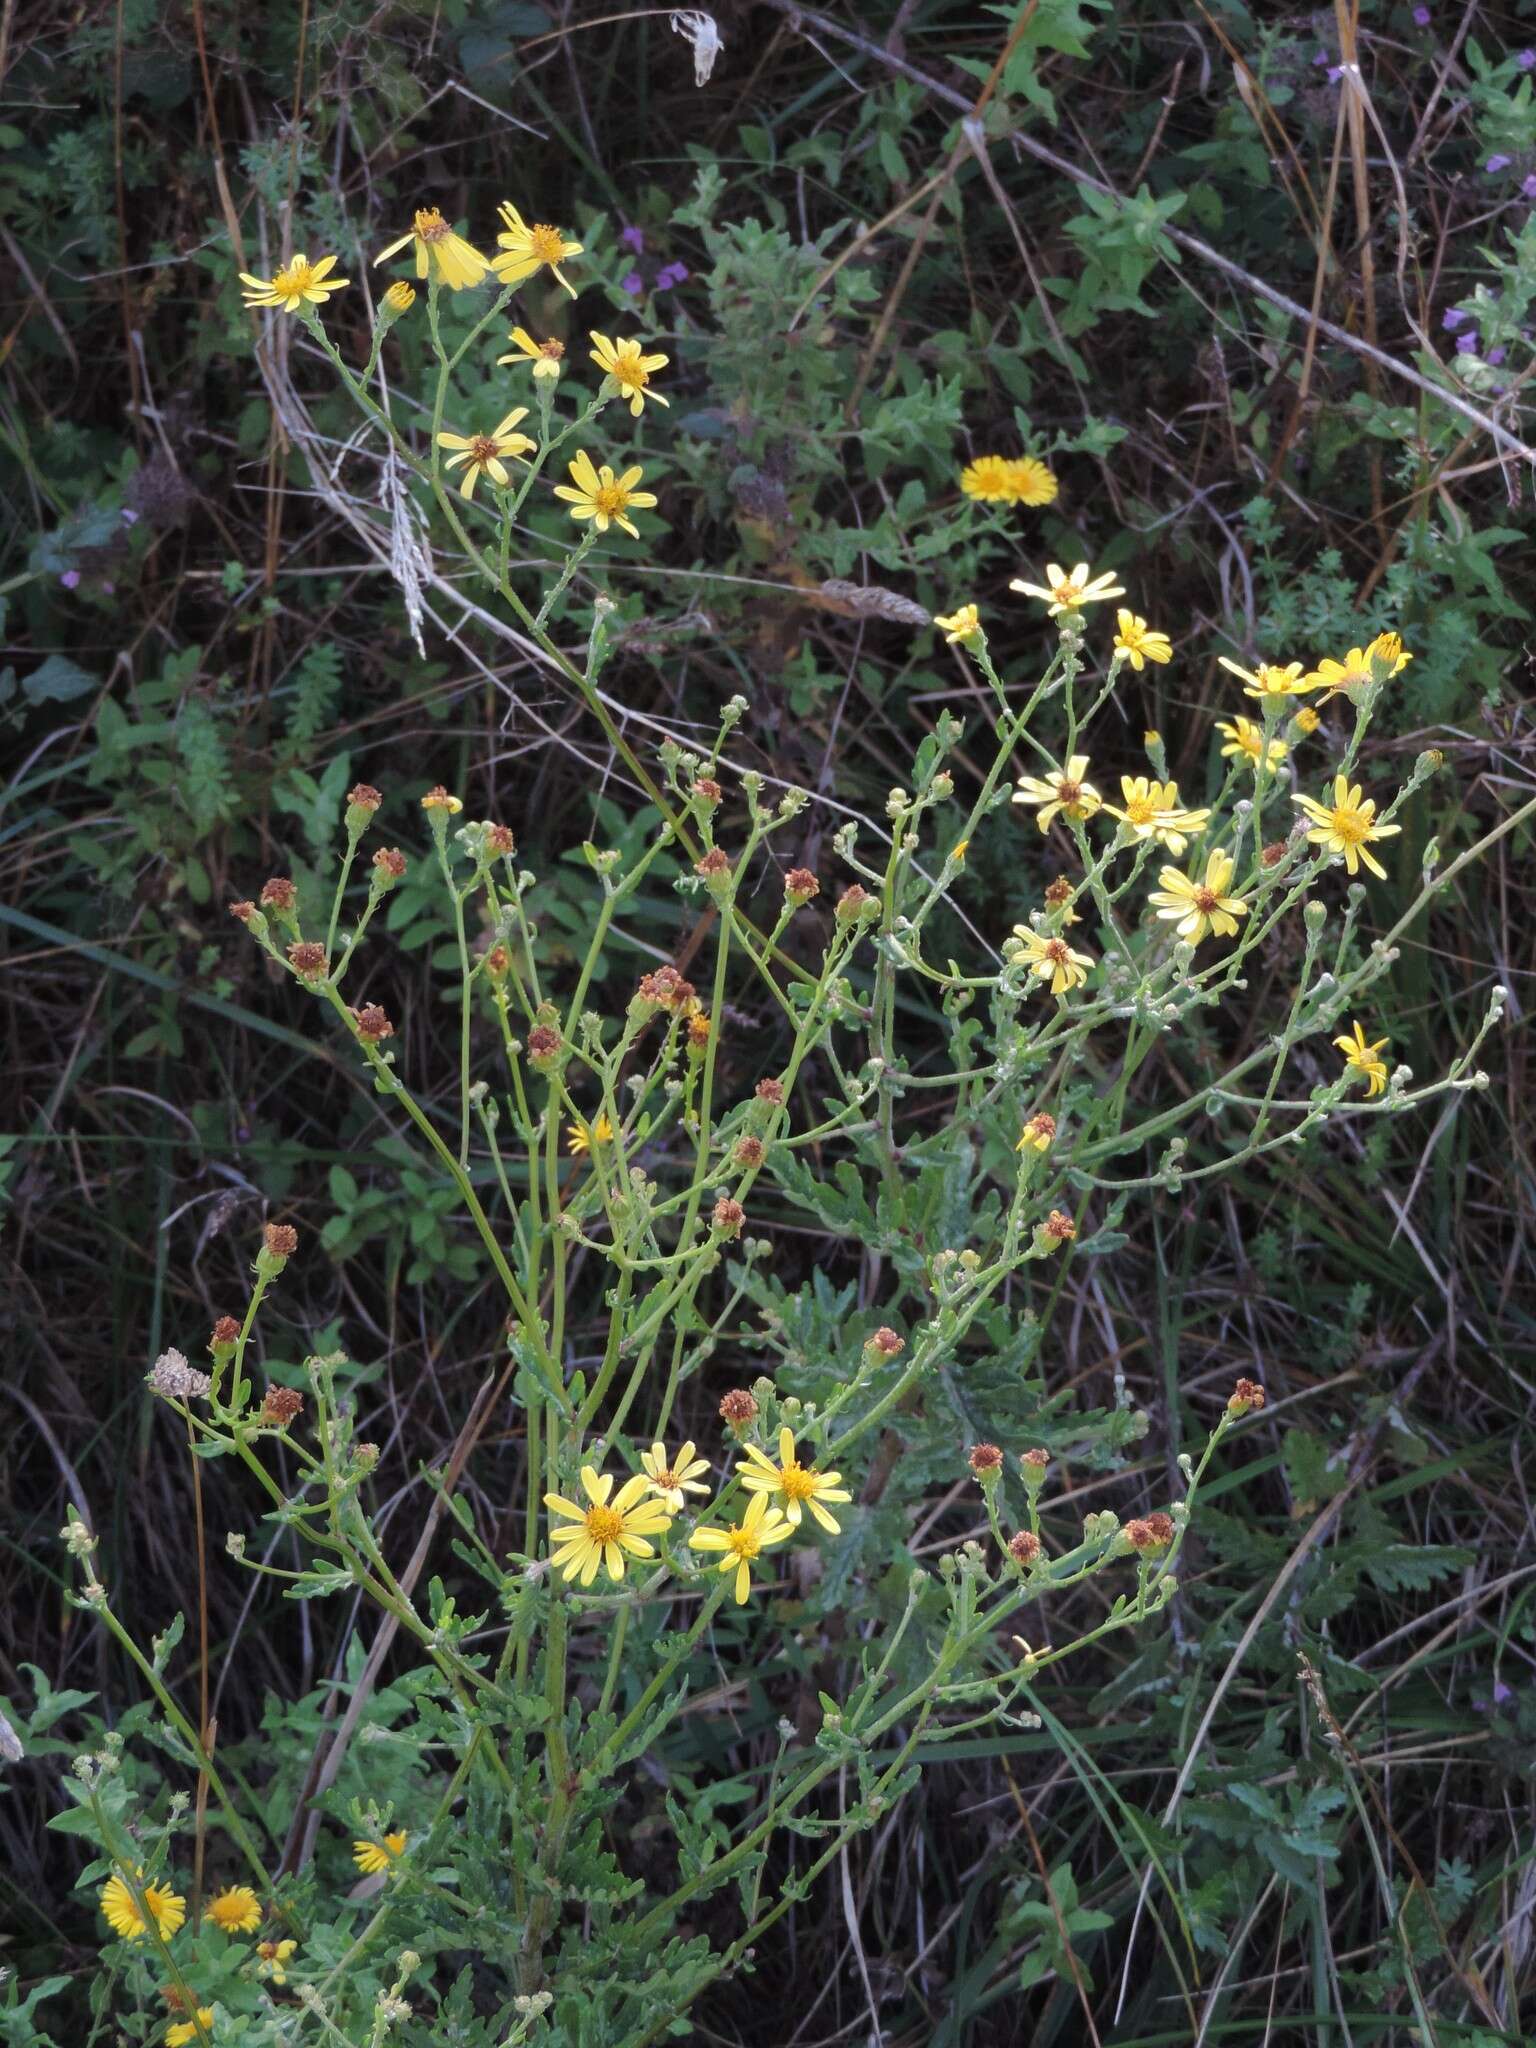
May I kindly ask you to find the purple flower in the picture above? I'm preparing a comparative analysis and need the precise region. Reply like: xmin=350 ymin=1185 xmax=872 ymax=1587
xmin=620 ymin=270 xmax=644 ymax=296
xmin=1486 ymin=154 xmax=1512 ymax=172
xmin=1441 ymin=307 xmax=1469 ymax=330
xmin=1456 ymin=331 xmax=1479 ymax=354
xmin=1412 ymin=4 xmax=1430 ymax=21
xmin=619 ymin=223 xmax=645 ymax=254
xmin=101 ymin=581 xmax=115 ymax=596
xmin=1523 ymin=174 xmax=1536 ymax=197
xmin=656 ymin=261 xmax=690 ymax=289
xmin=1487 ymin=346 xmax=1506 ymax=364
xmin=121 ymin=507 xmax=139 ymax=526
xmin=1312 ymin=49 xmax=1329 ymax=66
xmin=1517 ymin=49 xmax=1536 ymax=71
xmin=60 ymin=569 xmax=81 ymax=589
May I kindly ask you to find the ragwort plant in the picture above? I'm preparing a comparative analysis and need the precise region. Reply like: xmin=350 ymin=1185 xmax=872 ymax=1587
xmin=43 ymin=199 xmax=1506 ymax=2048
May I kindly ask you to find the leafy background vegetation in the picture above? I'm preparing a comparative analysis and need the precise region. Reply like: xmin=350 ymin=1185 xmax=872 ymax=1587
xmin=4 ymin=0 xmax=1536 ymax=2040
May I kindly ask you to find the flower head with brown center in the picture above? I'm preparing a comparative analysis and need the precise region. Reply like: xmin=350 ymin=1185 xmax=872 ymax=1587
xmin=1334 ymin=1019 xmax=1391 ymax=1096
xmin=1112 ymin=609 xmax=1172 ymax=669
xmin=1217 ymin=715 xmax=1289 ymax=776
xmin=640 ymin=1439 xmax=712 ymax=1512
xmin=1304 ymin=630 xmax=1413 ymax=702
xmin=553 ymin=450 xmax=658 ymax=539
xmin=374 ymin=208 xmax=488 ymax=291
xmin=1009 ymin=926 xmax=1094 ymax=997
xmin=1013 ymin=753 xmax=1102 ymax=831
xmin=1147 ymin=848 xmax=1249 ymax=945
xmin=492 ymin=201 xmax=583 ymax=294
xmin=590 ymin=331 xmax=670 ymax=415
xmin=1293 ymin=774 xmax=1401 ymax=879
xmin=1010 ymin=561 xmax=1126 ymax=616
xmin=1108 ymin=775 xmax=1211 ymax=857
xmin=688 ymin=1490 xmax=795 ymax=1604
xmin=436 ymin=410 xmax=535 ymax=501
xmin=737 ymin=1426 xmax=852 ymax=1534
xmin=1218 ymin=654 xmax=1317 ymax=703
xmin=933 ymin=603 xmax=982 ymax=646
xmin=544 ymin=1465 xmax=673 ymax=1588
xmin=239 ymin=253 xmax=349 ymax=314
xmin=498 ymin=326 xmax=566 ymax=380
xmin=256 ymin=1939 xmax=297 ymax=1985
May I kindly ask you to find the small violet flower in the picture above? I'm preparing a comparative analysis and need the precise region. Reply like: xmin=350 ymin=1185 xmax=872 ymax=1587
xmin=1486 ymin=154 xmax=1512 ymax=173
xmin=656 ymin=261 xmax=690 ymax=289
xmin=1412 ymin=4 xmax=1430 ymax=22
xmin=1441 ymin=307 xmax=1469 ymax=330
xmin=1523 ymin=174 xmax=1536 ymax=198
xmin=1456 ymin=331 xmax=1480 ymax=355
xmin=620 ymin=270 xmax=644 ymax=296
xmin=1517 ymin=50 xmax=1536 ymax=72
xmin=1486 ymin=346 xmax=1506 ymax=365
xmin=619 ymin=223 xmax=645 ymax=254
xmin=60 ymin=569 xmax=81 ymax=589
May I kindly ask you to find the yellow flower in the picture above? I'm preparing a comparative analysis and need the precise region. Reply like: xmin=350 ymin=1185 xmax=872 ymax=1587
xmin=590 ymin=331 xmax=670 ymax=415
xmin=1292 ymin=706 xmax=1321 ymax=735
xmin=553 ymin=450 xmax=657 ymax=539
xmin=1108 ymin=776 xmax=1210 ymax=858
xmin=959 ymin=454 xmax=1014 ymax=502
xmin=384 ymin=281 xmax=416 ymax=314
xmin=950 ymin=838 xmax=969 ymax=865
xmin=640 ymin=1439 xmax=712 ymax=1512
xmin=498 ymin=326 xmax=566 ymax=380
xmin=100 ymin=1870 xmax=186 ymax=1942
xmin=207 ymin=1886 xmax=261 ymax=1935
xmin=1016 ymin=1111 xmax=1057 ymax=1153
xmin=256 ymin=1939 xmax=297 ymax=1985
xmin=1335 ymin=1020 xmax=1391 ymax=1097
xmin=1292 ymin=773 xmax=1401 ymax=880
xmin=1304 ymin=632 xmax=1414 ymax=701
xmin=1010 ymin=561 xmax=1126 ymax=616
xmin=933 ymin=603 xmax=981 ymax=645
xmin=688 ymin=1489 xmax=795 ymax=1604
xmin=351 ymin=1831 xmax=408 ymax=1875
xmin=737 ymin=1426 xmax=852 ymax=1535
xmin=492 ymin=201 xmax=583 ymax=294
xmin=435 ymin=409 xmax=536 ymax=501
xmin=1009 ymin=926 xmax=1094 ymax=996
xmin=374 ymin=208 xmax=489 ymax=291
xmin=420 ymin=785 xmax=463 ymax=814
xmin=1112 ymin=610 xmax=1172 ymax=669
xmin=1012 ymin=754 xmax=1102 ymax=831
xmin=544 ymin=1465 xmax=673 ymax=1587
xmin=1217 ymin=715 xmax=1288 ymax=776
xmin=567 ymin=1111 xmax=614 ymax=1155
xmin=239 ymin=254 xmax=348 ymax=314
xmin=166 ymin=2009 xmax=215 ymax=2046
xmin=1147 ymin=848 xmax=1249 ymax=945
xmin=1217 ymin=655 xmax=1317 ymax=701
xmin=1002 ymin=455 xmax=1059 ymax=505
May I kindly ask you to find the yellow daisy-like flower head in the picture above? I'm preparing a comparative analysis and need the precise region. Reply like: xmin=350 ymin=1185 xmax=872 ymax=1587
xmin=1147 ymin=848 xmax=1249 ymax=946
xmin=589 ymin=331 xmax=670 ymax=416
xmin=207 ymin=1885 xmax=262 ymax=1935
xmin=1003 ymin=455 xmax=1059 ymax=506
xmin=374 ymin=208 xmax=489 ymax=291
xmin=1304 ymin=631 xmax=1414 ymax=702
xmin=737 ymin=1426 xmax=852 ymax=1535
xmin=544 ymin=1465 xmax=673 ymax=1587
xmin=688 ymin=1489 xmax=795 ymax=1605
xmin=166 ymin=2009 xmax=215 ymax=2047
xmin=1334 ymin=1019 xmax=1391 ymax=1097
xmin=498 ymin=326 xmax=566 ymax=379
xmin=567 ymin=1111 xmax=614 ymax=1156
xmin=1216 ymin=715 xmax=1289 ymax=776
xmin=1108 ymin=776 xmax=1211 ymax=858
xmin=1113 ymin=609 xmax=1172 ymax=670
xmin=640 ymin=1439 xmax=712 ymax=1512
xmin=435 ymin=409 xmax=536 ymax=502
xmin=1292 ymin=774 xmax=1401 ymax=880
xmin=100 ymin=1870 xmax=186 ymax=1942
xmin=1217 ymin=654 xmax=1316 ymax=703
xmin=1008 ymin=926 xmax=1094 ymax=997
xmin=256 ymin=1938 xmax=297 ymax=1985
xmin=351 ymin=1830 xmax=408 ymax=1875
xmin=1012 ymin=754 xmax=1102 ymax=831
xmin=959 ymin=454 xmax=1014 ymax=503
xmin=1292 ymin=705 xmax=1321 ymax=735
xmin=239 ymin=254 xmax=349 ymax=314
xmin=553 ymin=450 xmax=657 ymax=539
xmin=1016 ymin=1111 xmax=1057 ymax=1153
xmin=492 ymin=202 xmax=583 ymax=295
xmin=1010 ymin=562 xmax=1126 ymax=617
xmin=933 ymin=603 xmax=982 ymax=646
xmin=950 ymin=838 xmax=969 ymax=865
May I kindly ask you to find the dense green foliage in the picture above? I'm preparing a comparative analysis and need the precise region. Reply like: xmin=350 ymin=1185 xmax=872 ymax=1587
xmin=5 ymin=2 xmax=1536 ymax=2043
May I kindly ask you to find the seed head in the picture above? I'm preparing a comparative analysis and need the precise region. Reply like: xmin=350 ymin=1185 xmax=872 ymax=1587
xmin=784 ymin=867 xmax=820 ymax=903
xmin=1228 ymin=1377 xmax=1266 ymax=1415
xmin=262 ymin=1222 xmax=299 ymax=1265
xmin=1142 ymin=1511 xmax=1174 ymax=1547
xmin=968 ymin=1442 xmax=1004 ymax=1477
xmin=732 ymin=1134 xmax=765 ymax=1168
xmin=485 ymin=823 xmax=516 ymax=857
xmin=755 ymin=1077 xmax=785 ymax=1105
xmin=711 ymin=1196 xmax=745 ymax=1237
xmin=352 ymin=1004 xmax=395 ymax=1042
xmin=260 ymin=1385 xmax=305 ymax=1428
xmin=718 ymin=1387 xmax=758 ymax=1427
xmin=208 ymin=1316 xmax=241 ymax=1355
xmin=147 ymin=1349 xmax=212 ymax=1400
xmin=287 ymin=941 xmax=330 ymax=980
xmin=1007 ymin=1529 xmax=1041 ymax=1567
xmin=260 ymin=877 xmax=297 ymax=913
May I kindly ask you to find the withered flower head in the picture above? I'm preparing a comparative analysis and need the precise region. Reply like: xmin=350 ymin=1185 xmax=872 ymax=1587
xmin=352 ymin=1004 xmax=395 ymax=1042
xmin=526 ymin=1023 xmax=562 ymax=1068
xmin=260 ymin=1385 xmax=305 ymax=1428
xmin=784 ymin=867 xmax=820 ymax=903
xmin=485 ymin=823 xmax=516 ymax=857
xmin=733 ymin=1134 xmax=765 ymax=1167
xmin=755 ymin=1077 xmax=785 ymax=1105
xmin=373 ymin=847 xmax=408 ymax=882
xmin=1122 ymin=1517 xmax=1167 ymax=1553
xmin=692 ymin=777 xmax=722 ymax=807
xmin=1260 ymin=841 xmax=1288 ymax=868
xmin=263 ymin=1222 xmax=299 ymax=1259
xmin=228 ymin=900 xmax=258 ymax=925
xmin=260 ymin=877 xmax=297 ymax=912
xmin=711 ymin=1196 xmax=745 ymax=1237
xmin=835 ymin=884 xmax=870 ymax=923
xmin=1228 ymin=1377 xmax=1266 ymax=1415
xmin=1043 ymin=1209 xmax=1077 ymax=1242
xmin=346 ymin=783 xmax=383 ymax=813
xmin=695 ymin=847 xmax=732 ymax=880
xmin=287 ymin=941 xmax=330 ymax=980
xmin=208 ymin=1316 xmax=241 ymax=1354
xmin=1007 ymin=1529 xmax=1042 ymax=1566
xmin=1043 ymin=876 xmax=1075 ymax=911
xmin=1142 ymin=1511 xmax=1174 ymax=1547
xmin=968 ymin=1442 xmax=1004 ymax=1475
xmin=636 ymin=965 xmax=697 ymax=1013
xmin=686 ymin=1012 xmax=711 ymax=1050
xmin=483 ymin=944 xmax=510 ymax=979
xmin=147 ymin=1348 xmax=211 ymax=1400
xmin=1021 ymin=1447 xmax=1050 ymax=1471
xmin=718 ymin=1387 xmax=758 ymax=1427
xmin=867 ymin=1326 xmax=905 ymax=1357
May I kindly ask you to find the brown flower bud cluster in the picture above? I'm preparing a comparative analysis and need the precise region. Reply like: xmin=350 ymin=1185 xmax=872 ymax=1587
xmin=1227 ymin=1377 xmax=1266 ymax=1415
xmin=636 ymin=965 xmax=697 ymax=1014
xmin=287 ymin=942 xmax=330 ymax=981
xmin=718 ymin=1388 xmax=757 ymax=1427
xmin=711 ymin=1197 xmax=745 ymax=1237
xmin=1123 ymin=1511 xmax=1175 ymax=1553
xmin=784 ymin=867 xmax=820 ymax=903
xmin=967 ymin=1443 xmax=1003 ymax=1476
xmin=352 ymin=1004 xmax=395 ymax=1043
xmin=260 ymin=1385 xmax=305 ymax=1428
